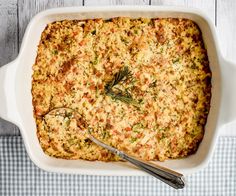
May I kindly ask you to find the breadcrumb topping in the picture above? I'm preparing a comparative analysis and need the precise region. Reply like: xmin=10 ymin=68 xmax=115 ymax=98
xmin=32 ymin=17 xmax=211 ymax=161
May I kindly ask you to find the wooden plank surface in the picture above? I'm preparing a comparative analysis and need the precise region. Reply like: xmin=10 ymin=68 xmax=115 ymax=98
xmin=18 ymin=0 xmax=83 ymax=46
xmin=151 ymin=0 xmax=216 ymax=24
xmin=217 ymin=0 xmax=236 ymax=62
xmin=0 ymin=0 xmax=19 ymax=135
xmin=0 ymin=0 xmax=18 ymax=66
xmin=85 ymin=0 xmax=149 ymax=6
xmin=151 ymin=0 xmax=185 ymax=6
xmin=185 ymin=0 xmax=216 ymax=24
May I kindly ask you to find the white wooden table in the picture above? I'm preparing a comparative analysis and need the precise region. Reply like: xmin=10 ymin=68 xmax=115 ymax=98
xmin=0 ymin=0 xmax=235 ymax=135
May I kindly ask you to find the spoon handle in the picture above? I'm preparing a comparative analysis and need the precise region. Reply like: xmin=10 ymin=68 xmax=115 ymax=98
xmin=88 ymin=134 xmax=185 ymax=189
xmin=120 ymin=152 xmax=185 ymax=189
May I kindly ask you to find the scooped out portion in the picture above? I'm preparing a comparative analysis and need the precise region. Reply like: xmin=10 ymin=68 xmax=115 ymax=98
xmin=32 ymin=17 xmax=211 ymax=161
xmin=42 ymin=108 xmax=118 ymax=161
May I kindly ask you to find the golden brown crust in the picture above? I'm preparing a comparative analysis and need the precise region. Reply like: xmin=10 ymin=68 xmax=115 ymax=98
xmin=32 ymin=17 xmax=211 ymax=161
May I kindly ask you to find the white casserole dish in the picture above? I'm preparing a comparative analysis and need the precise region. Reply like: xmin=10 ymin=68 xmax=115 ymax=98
xmin=0 ymin=6 xmax=236 ymax=176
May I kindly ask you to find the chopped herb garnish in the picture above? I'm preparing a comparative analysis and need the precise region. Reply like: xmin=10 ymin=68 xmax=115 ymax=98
xmin=93 ymin=58 xmax=98 ymax=65
xmin=105 ymin=66 xmax=139 ymax=107
xmin=172 ymin=58 xmax=180 ymax=64
xmin=91 ymin=30 xmax=96 ymax=35
xmin=93 ymin=55 xmax=98 ymax=65
xmin=52 ymin=50 xmax=58 ymax=55
xmin=101 ymin=130 xmax=110 ymax=139
xmin=121 ymin=37 xmax=129 ymax=44
xmin=190 ymin=62 xmax=197 ymax=69
xmin=132 ymin=123 xmax=143 ymax=133
xmin=105 ymin=66 xmax=130 ymax=89
xmin=160 ymin=47 xmax=164 ymax=53
xmin=138 ymin=98 xmax=144 ymax=104
xmin=134 ymin=29 xmax=138 ymax=34
xmin=130 ymin=137 xmax=137 ymax=143
xmin=149 ymin=80 xmax=157 ymax=88
xmin=64 ymin=118 xmax=71 ymax=127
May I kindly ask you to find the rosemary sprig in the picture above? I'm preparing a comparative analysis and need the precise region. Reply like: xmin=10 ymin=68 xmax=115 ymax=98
xmin=105 ymin=66 xmax=139 ymax=107
xmin=105 ymin=66 xmax=131 ymax=90
xmin=106 ymin=90 xmax=139 ymax=107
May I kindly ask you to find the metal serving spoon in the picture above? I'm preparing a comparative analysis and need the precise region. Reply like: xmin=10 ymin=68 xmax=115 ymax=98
xmin=43 ymin=108 xmax=185 ymax=189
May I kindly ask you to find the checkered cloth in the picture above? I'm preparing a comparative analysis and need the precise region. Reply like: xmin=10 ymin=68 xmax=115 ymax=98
xmin=0 ymin=136 xmax=235 ymax=196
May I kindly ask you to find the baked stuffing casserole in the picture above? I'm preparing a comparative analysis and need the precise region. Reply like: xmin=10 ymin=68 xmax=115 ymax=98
xmin=32 ymin=17 xmax=211 ymax=161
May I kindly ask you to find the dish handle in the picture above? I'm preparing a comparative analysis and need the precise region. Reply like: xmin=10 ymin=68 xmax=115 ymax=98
xmin=221 ymin=58 xmax=236 ymax=125
xmin=0 ymin=59 xmax=20 ymax=125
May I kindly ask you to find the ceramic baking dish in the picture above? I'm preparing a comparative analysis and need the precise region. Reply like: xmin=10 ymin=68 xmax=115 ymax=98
xmin=0 ymin=6 xmax=236 ymax=176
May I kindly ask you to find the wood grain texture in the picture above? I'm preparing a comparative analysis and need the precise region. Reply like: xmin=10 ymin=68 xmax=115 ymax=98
xmin=0 ymin=0 xmax=18 ymax=66
xmin=151 ymin=0 xmax=215 ymax=23
xmin=18 ymin=0 xmax=83 ymax=46
xmin=185 ymin=0 xmax=215 ymax=24
xmin=0 ymin=0 xmax=19 ymax=135
xmin=151 ymin=0 xmax=185 ymax=6
xmin=85 ymin=0 xmax=149 ymax=6
xmin=217 ymin=0 xmax=236 ymax=62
